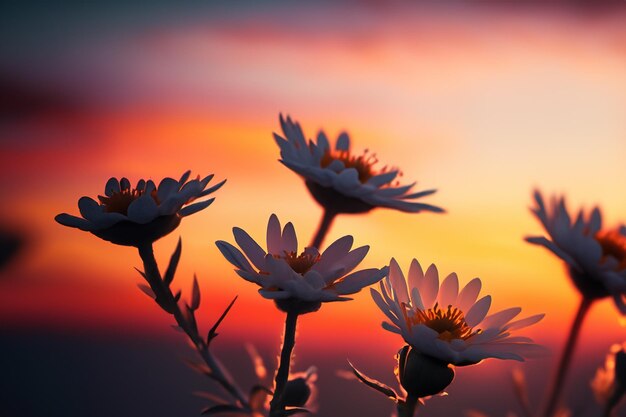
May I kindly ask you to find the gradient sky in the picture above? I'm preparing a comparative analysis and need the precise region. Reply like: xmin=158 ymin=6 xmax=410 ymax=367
xmin=1 ymin=2 xmax=626 ymax=416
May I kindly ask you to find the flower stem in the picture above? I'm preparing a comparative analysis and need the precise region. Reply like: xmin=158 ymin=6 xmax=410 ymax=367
xmin=137 ymin=243 xmax=249 ymax=408
xmin=543 ymin=296 xmax=593 ymax=417
xmin=269 ymin=311 xmax=299 ymax=416
xmin=310 ymin=209 xmax=337 ymax=249
xmin=398 ymin=395 xmax=420 ymax=417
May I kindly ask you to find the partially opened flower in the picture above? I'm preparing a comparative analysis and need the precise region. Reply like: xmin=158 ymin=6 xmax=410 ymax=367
xmin=274 ymin=115 xmax=443 ymax=216
xmin=526 ymin=190 xmax=626 ymax=313
xmin=56 ymin=171 xmax=225 ymax=246
xmin=372 ymin=258 xmax=544 ymax=366
xmin=216 ymin=214 xmax=387 ymax=313
xmin=591 ymin=343 xmax=626 ymax=414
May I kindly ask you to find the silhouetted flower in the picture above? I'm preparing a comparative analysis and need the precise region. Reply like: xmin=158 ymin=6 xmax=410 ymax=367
xmin=56 ymin=171 xmax=225 ymax=246
xmin=274 ymin=115 xmax=443 ymax=215
xmin=526 ymin=190 xmax=626 ymax=313
xmin=283 ymin=367 xmax=317 ymax=409
xmin=372 ymin=258 xmax=543 ymax=366
xmin=591 ymin=343 xmax=626 ymax=413
xmin=216 ymin=214 xmax=387 ymax=313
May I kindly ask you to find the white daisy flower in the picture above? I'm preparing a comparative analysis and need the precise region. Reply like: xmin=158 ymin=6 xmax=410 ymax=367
xmin=273 ymin=115 xmax=444 ymax=215
xmin=372 ymin=258 xmax=544 ymax=366
xmin=216 ymin=214 xmax=387 ymax=312
xmin=56 ymin=171 xmax=225 ymax=246
xmin=526 ymin=190 xmax=626 ymax=313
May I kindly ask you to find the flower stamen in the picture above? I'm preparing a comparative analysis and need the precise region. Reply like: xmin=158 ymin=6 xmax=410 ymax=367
xmin=275 ymin=251 xmax=320 ymax=274
xmin=595 ymin=230 xmax=626 ymax=270
xmin=98 ymin=188 xmax=159 ymax=215
xmin=404 ymin=303 xmax=478 ymax=342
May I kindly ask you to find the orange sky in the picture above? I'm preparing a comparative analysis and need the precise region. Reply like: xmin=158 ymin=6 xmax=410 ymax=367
xmin=1 ymin=4 xmax=626 ymax=400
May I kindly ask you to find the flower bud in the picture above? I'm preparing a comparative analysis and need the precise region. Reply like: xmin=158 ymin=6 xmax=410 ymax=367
xmin=282 ymin=367 xmax=317 ymax=407
xmin=396 ymin=345 xmax=454 ymax=398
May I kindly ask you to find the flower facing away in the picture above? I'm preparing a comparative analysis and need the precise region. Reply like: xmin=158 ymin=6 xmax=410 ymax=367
xmin=526 ymin=190 xmax=626 ymax=313
xmin=273 ymin=115 xmax=444 ymax=215
xmin=216 ymin=214 xmax=387 ymax=313
xmin=372 ymin=258 xmax=544 ymax=366
xmin=591 ymin=343 xmax=626 ymax=411
xmin=56 ymin=171 xmax=225 ymax=246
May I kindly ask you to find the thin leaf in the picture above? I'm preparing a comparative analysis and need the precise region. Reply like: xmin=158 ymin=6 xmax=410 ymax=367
xmin=134 ymin=267 xmax=147 ymax=280
xmin=193 ymin=391 xmax=227 ymax=404
xmin=164 ymin=238 xmax=182 ymax=285
xmin=246 ymin=344 xmax=268 ymax=380
xmin=182 ymin=358 xmax=211 ymax=376
xmin=207 ymin=296 xmax=238 ymax=344
xmin=201 ymin=404 xmax=244 ymax=415
xmin=174 ymin=290 xmax=182 ymax=302
xmin=137 ymin=283 xmax=156 ymax=299
xmin=191 ymin=274 xmax=201 ymax=310
xmin=347 ymin=361 xmax=398 ymax=400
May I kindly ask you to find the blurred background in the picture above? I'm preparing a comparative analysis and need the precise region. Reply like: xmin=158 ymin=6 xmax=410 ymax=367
xmin=1 ymin=1 xmax=626 ymax=416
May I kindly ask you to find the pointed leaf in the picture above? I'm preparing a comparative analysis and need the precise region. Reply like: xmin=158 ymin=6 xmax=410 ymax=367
xmin=347 ymin=361 xmax=398 ymax=400
xmin=164 ymin=238 xmax=182 ymax=285
xmin=208 ymin=296 xmax=238 ymax=344
xmin=191 ymin=274 xmax=201 ymax=310
xmin=137 ymin=283 xmax=156 ymax=299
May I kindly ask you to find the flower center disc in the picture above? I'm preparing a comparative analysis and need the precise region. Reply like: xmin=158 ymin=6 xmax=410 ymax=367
xmin=279 ymin=251 xmax=320 ymax=274
xmin=98 ymin=189 xmax=159 ymax=215
xmin=321 ymin=150 xmax=377 ymax=182
xmin=405 ymin=303 xmax=477 ymax=342
xmin=595 ymin=230 xmax=626 ymax=270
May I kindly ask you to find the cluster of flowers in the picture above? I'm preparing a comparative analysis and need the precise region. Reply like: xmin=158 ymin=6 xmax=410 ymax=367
xmin=56 ymin=115 xmax=626 ymax=417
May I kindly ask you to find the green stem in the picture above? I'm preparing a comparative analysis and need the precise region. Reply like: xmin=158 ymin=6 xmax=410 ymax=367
xmin=137 ymin=243 xmax=248 ymax=408
xmin=543 ymin=297 xmax=593 ymax=417
xmin=398 ymin=395 xmax=419 ymax=417
xmin=310 ymin=209 xmax=337 ymax=249
xmin=269 ymin=311 xmax=299 ymax=416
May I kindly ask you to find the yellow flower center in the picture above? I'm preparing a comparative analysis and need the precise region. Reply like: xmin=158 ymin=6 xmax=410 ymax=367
xmin=595 ymin=229 xmax=626 ymax=270
xmin=321 ymin=149 xmax=385 ymax=183
xmin=275 ymin=251 xmax=320 ymax=274
xmin=98 ymin=188 xmax=159 ymax=215
xmin=403 ymin=303 xmax=478 ymax=342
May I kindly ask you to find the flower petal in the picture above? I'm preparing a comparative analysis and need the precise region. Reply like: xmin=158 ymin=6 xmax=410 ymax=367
xmin=438 ymin=272 xmax=459 ymax=308
xmin=465 ymin=295 xmax=492 ymax=327
xmin=420 ymin=264 xmax=439 ymax=308
xmin=179 ymin=198 xmax=214 ymax=217
xmin=266 ymin=214 xmax=282 ymax=254
xmin=281 ymin=222 xmax=298 ymax=254
xmin=216 ymin=241 xmax=254 ymax=272
xmin=127 ymin=194 xmax=159 ymax=224
xmin=233 ymin=227 xmax=267 ymax=270
xmin=334 ymin=268 xmax=386 ymax=295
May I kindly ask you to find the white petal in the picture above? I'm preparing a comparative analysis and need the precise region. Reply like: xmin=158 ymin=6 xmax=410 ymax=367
xmin=335 ymin=132 xmax=350 ymax=151
xmin=457 ymin=278 xmax=482 ymax=313
xmin=481 ymin=307 xmax=521 ymax=329
xmin=104 ymin=177 xmax=120 ymax=196
xmin=266 ymin=214 xmax=282 ymax=254
xmin=233 ymin=227 xmax=266 ymax=270
xmin=215 ymin=241 xmax=254 ymax=272
xmin=78 ymin=197 xmax=103 ymax=221
xmin=465 ymin=295 xmax=492 ymax=327
xmin=408 ymin=259 xmax=424 ymax=298
xmin=333 ymin=268 xmax=385 ymax=295
xmin=438 ymin=272 xmax=459 ymax=308
xmin=281 ymin=222 xmax=298 ymax=254
xmin=388 ymin=258 xmax=409 ymax=305
xmin=120 ymin=178 xmax=131 ymax=191
xmin=55 ymin=213 xmax=95 ymax=231
xmin=127 ymin=194 xmax=159 ymax=224
xmin=314 ymin=235 xmax=354 ymax=272
xmin=157 ymin=178 xmax=181 ymax=201
xmin=504 ymin=314 xmax=545 ymax=331
xmin=421 ymin=264 xmax=439 ymax=308
xmin=179 ymin=198 xmax=214 ymax=216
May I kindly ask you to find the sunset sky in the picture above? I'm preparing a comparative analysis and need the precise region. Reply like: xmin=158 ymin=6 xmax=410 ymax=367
xmin=1 ymin=2 xmax=626 ymax=417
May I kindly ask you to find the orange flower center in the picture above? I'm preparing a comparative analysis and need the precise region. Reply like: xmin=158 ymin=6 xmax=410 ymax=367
xmin=595 ymin=230 xmax=626 ymax=270
xmin=403 ymin=303 xmax=478 ymax=342
xmin=275 ymin=251 xmax=320 ymax=274
xmin=321 ymin=149 xmax=383 ymax=183
xmin=98 ymin=189 xmax=159 ymax=215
